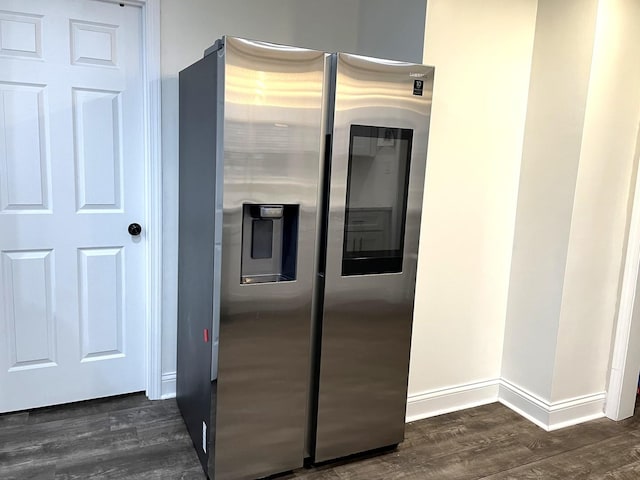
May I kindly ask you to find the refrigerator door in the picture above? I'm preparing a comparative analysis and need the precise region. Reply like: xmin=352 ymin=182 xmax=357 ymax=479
xmin=213 ymin=37 xmax=327 ymax=480
xmin=314 ymin=53 xmax=434 ymax=462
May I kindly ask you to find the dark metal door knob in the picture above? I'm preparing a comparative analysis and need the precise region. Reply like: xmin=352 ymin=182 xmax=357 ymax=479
xmin=128 ymin=223 xmax=142 ymax=236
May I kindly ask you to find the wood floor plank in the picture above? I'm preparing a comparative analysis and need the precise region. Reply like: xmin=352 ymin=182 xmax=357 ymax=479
xmin=26 ymin=393 xmax=152 ymax=425
xmin=402 ymin=403 xmax=531 ymax=458
xmin=0 ymin=411 xmax=29 ymax=428
xmin=598 ymin=460 xmax=640 ymax=480
xmin=481 ymin=433 xmax=640 ymax=479
xmin=295 ymin=469 xmax=343 ymax=479
xmin=135 ymin=415 xmax=192 ymax=447
xmin=53 ymin=441 xmax=204 ymax=479
xmin=0 ymin=414 xmax=110 ymax=454
xmin=108 ymin=400 xmax=180 ymax=432
xmin=399 ymin=435 xmax=533 ymax=480
xmin=0 ymin=427 xmax=139 ymax=472
xmin=0 ymin=462 xmax=55 ymax=480
xmin=277 ymin=465 xmax=343 ymax=479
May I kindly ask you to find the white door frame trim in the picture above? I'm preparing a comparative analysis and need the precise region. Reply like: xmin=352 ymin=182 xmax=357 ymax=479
xmin=140 ymin=0 xmax=163 ymax=401
xmin=606 ymin=133 xmax=640 ymax=420
xmin=98 ymin=0 xmax=163 ymax=400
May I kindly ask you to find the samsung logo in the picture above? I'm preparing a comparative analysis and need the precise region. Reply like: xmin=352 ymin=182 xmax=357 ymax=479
xmin=409 ymin=72 xmax=426 ymax=78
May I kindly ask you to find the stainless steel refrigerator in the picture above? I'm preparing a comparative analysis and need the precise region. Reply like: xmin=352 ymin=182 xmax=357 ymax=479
xmin=177 ymin=36 xmax=434 ymax=480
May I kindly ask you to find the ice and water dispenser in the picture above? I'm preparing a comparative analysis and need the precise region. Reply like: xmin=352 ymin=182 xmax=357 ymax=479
xmin=241 ymin=204 xmax=299 ymax=284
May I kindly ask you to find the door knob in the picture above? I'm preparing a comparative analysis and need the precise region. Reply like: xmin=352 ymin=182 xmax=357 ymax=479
xmin=128 ymin=223 xmax=142 ymax=236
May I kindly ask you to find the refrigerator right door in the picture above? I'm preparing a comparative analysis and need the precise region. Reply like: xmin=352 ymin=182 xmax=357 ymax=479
xmin=314 ymin=53 xmax=434 ymax=462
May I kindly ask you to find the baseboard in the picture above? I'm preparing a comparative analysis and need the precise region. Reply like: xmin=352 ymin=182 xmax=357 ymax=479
xmin=406 ymin=378 xmax=605 ymax=430
xmin=406 ymin=379 xmax=500 ymax=423
xmin=498 ymin=380 xmax=550 ymax=429
xmin=498 ymin=379 xmax=605 ymax=431
xmin=161 ymin=372 xmax=177 ymax=399
xmin=158 ymin=371 xmax=604 ymax=430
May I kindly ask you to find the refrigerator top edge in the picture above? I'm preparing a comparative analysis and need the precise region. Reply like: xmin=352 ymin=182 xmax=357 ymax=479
xmin=201 ymin=36 xmax=434 ymax=71
xmin=336 ymin=51 xmax=434 ymax=71
xmin=204 ymin=35 xmax=328 ymax=60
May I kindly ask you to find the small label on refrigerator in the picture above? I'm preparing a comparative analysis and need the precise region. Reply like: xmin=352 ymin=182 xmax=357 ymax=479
xmin=202 ymin=421 xmax=207 ymax=453
xmin=413 ymin=79 xmax=424 ymax=96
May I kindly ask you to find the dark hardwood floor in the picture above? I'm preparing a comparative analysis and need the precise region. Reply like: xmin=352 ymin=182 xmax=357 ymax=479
xmin=1 ymin=393 xmax=640 ymax=479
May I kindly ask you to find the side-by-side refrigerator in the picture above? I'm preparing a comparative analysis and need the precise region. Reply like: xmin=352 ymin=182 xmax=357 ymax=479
xmin=177 ymin=36 xmax=434 ymax=480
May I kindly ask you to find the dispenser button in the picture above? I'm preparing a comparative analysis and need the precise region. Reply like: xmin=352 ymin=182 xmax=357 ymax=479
xmin=260 ymin=205 xmax=283 ymax=218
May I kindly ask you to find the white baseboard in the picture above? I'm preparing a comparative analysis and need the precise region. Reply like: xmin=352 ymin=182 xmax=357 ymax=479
xmin=161 ymin=371 xmax=177 ymax=399
xmin=498 ymin=379 xmax=605 ymax=431
xmin=406 ymin=378 xmax=605 ymax=430
xmin=158 ymin=371 xmax=604 ymax=431
xmin=406 ymin=379 xmax=500 ymax=423
xmin=498 ymin=380 xmax=550 ymax=429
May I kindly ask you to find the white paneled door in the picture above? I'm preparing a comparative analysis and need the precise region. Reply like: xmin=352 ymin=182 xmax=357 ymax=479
xmin=0 ymin=0 xmax=146 ymax=412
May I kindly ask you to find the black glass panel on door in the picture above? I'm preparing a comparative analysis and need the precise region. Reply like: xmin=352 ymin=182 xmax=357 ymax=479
xmin=342 ymin=125 xmax=413 ymax=276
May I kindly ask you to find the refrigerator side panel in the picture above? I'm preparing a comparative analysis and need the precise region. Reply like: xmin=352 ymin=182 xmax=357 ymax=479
xmin=214 ymin=37 xmax=326 ymax=480
xmin=315 ymin=54 xmax=434 ymax=462
xmin=176 ymin=53 xmax=218 ymax=474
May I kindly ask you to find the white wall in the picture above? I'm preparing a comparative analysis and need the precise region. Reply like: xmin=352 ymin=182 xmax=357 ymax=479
xmin=501 ymin=0 xmax=600 ymax=401
xmin=552 ymin=0 xmax=640 ymax=402
xmin=407 ymin=0 xmax=537 ymax=416
xmin=501 ymin=0 xmax=640 ymax=428
xmin=159 ymin=0 xmax=428 ymax=388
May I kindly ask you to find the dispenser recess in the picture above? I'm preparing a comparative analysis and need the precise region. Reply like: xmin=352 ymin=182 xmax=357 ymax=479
xmin=241 ymin=204 xmax=299 ymax=284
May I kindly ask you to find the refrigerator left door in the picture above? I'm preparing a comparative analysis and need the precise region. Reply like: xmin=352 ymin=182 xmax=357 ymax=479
xmin=176 ymin=52 xmax=219 ymax=475
xmin=213 ymin=38 xmax=328 ymax=480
